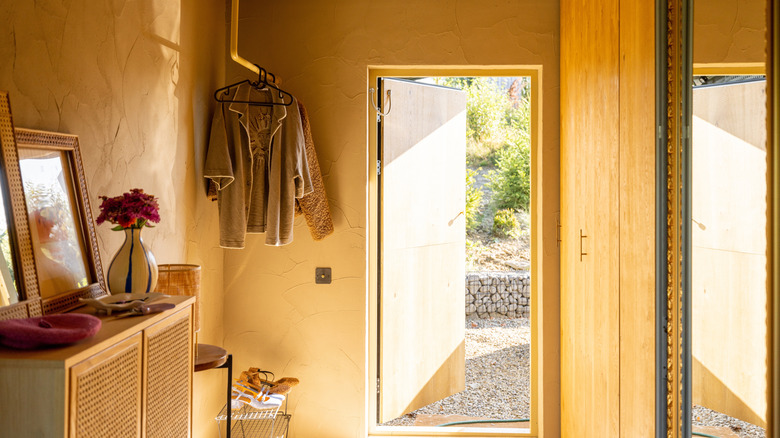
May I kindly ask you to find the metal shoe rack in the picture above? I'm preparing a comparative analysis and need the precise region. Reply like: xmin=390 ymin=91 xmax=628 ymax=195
xmin=216 ymin=395 xmax=291 ymax=438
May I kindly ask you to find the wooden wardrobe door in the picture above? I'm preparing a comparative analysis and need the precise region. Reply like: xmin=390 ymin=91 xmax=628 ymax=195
xmin=560 ymin=0 xmax=621 ymax=436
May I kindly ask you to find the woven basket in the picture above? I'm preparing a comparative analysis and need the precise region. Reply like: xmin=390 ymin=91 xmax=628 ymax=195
xmin=155 ymin=264 xmax=201 ymax=332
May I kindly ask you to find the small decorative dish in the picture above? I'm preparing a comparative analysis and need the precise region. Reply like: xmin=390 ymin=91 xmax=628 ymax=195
xmin=0 ymin=314 xmax=102 ymax=349
xmin=79 ymin=292 xmax=166 ymax=315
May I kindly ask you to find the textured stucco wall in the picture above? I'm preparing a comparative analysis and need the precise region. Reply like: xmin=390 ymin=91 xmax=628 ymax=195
xmin=694 ymin=0 xmax=766 ymax=65
xmin=223 ymin=1 xmax=560 ymax=437
xmin=0 ymin=1 xmax=226 ymax=436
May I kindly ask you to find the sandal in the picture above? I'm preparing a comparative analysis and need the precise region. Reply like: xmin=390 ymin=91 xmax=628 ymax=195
xmin=246 ymin=367 xmax=299 ymax=390
xmin=267 ymin=383 xmax=292 ymax=396
xmin=231 ymin=384 xmax=285 ymax=410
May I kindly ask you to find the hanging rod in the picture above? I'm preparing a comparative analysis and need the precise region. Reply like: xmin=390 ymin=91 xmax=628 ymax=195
xmin=230 ymin=0 xmax=260 ymax=76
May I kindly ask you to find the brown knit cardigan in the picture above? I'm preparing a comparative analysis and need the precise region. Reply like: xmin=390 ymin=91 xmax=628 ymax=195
xmin=293 ymin=101 xmax=334 ymax=240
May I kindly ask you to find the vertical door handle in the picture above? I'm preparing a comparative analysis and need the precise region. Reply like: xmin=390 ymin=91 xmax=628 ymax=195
xmin=556 ymin=218 xmax=562 ymax=247
xmin=579 ymin=229 xmax=588 ymax=261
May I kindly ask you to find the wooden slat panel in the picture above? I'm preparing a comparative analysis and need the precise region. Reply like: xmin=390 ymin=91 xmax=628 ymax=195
xmin=379 ymin=78 xmax=466 ymax=422
xmin=0 ymin=364 xmax=67 ymax=436
xmin=618 ymin=0 xmax=657 ymax=436
xmin=560 ymin=0 xmax=621 ymax=435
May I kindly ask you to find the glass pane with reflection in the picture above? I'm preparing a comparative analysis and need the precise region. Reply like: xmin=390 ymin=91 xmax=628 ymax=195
xmin=0 ymin=186 xmax=18 ymax=306
xmin=691 ymin=76 xmax=768 ymax=436
xmin=19 ymin=148 xmax=89 ymax=298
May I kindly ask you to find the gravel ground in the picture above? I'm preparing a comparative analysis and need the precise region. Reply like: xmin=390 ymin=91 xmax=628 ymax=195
xmin=381 ymin=318 xmax=531 ymax=426
xmin=381 ymin=317 xmax=766 ymax=438
xmin=693 ymin=405 xmax=765 ymax=438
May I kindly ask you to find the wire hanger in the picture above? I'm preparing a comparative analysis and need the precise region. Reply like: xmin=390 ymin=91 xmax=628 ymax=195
xmin=213 ymin=65 xmax=294 ymax=106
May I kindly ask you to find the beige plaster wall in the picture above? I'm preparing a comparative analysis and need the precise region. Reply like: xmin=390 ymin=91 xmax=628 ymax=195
xmin=694 ymin=0 xmax=766 ymax=65
xmin=223 ymin=1 xmax=560 ymax=437
xmin=0 ymin=0 xmax=227 ymax=435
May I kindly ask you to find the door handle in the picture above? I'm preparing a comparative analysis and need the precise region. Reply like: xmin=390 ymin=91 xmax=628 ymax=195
xmin=448 ymin=211 xmax=464 ymax=226
xmin=556 ymin=218 xmax=562 ymax=247
xmin=579 ymin=229 xmax=588 ymax=261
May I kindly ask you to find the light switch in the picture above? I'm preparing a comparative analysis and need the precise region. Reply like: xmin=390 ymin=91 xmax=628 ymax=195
xmin=315 ymin=267 xmax=331 ymax=284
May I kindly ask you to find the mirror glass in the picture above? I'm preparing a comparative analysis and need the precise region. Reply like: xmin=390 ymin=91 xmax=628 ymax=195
xmin=689 ymin=75 xmax=768 ymax=436
xmin=0 ymin=187 xmax=18 ymax=306
xmin=18 ymin=148 xmax=90 ymax=298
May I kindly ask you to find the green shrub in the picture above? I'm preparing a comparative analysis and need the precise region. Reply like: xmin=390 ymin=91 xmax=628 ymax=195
xmin=434 ymin=77 xmax=528 ymax=167
xmin=434 ymin=77 xmax=506 ymax=143
xmin=465 ymin=169 xmax=482 ymax=231
xmin=433 ymin=76 xmax=532 ymax=211
xmin=487 ymin=136 xmax=531 ymax=211
xmin=492 ymin=208 xmax=520 ymax=238
xmin=465 ymin=238 xmax=484 ymax=270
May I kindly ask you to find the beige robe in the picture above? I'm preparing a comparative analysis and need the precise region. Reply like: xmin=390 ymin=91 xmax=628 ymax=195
xmin=205 ymin=84 xmax=312 ymax=247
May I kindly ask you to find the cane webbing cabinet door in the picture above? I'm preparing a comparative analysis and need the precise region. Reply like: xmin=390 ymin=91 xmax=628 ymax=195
xmin=0 ymin=295 xmax=194 ymax=438
xmin=144 ymin=307 xmax=193 ymax=438
xmin=69 ymin=333 xmax=143 ymax=438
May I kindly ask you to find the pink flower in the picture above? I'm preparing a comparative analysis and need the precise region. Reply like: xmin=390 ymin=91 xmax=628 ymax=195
xmin=96 ymin=188 xmax=160 ymax=230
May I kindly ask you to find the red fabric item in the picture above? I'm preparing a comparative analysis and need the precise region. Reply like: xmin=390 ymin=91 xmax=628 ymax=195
xmin=0 ymin=314 xmax=101 ymax=350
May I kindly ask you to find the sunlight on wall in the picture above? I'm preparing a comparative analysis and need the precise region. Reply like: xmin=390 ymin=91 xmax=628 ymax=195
xmin=694 ymin=0 xmax=766 ymax=65
xmin=221 ymin=1 xmax=560 ymax=437
xmin=0 ymin=1 xmax=226 ymax=436
xmin=691 ymin=82 xmax=768 ymax=427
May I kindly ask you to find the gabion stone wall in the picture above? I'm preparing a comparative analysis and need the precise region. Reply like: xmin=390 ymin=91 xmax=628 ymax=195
xmin=466 ymin=271 xmax=530 ymax=319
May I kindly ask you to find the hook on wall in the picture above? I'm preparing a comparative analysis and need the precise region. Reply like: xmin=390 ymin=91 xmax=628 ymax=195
xmin=369 ymin=88 xmax=392 ymax=119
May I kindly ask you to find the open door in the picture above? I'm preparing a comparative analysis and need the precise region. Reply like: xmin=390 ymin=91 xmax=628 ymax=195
xmin=378 ymin=78 xmax=467 ymax=423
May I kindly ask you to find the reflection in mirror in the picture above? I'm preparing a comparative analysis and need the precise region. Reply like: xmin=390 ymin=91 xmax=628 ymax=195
xmin=690 ymin=75 xmax=768 ymax=436
xmin=0 ymin=187 xmax=18 ymax=306
xmin=18 ymin=148 xmax=90 ymax=298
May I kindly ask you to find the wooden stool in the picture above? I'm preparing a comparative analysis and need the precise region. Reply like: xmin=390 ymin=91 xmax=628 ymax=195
xmin=194 ymin=344 xmax=233 ymax=438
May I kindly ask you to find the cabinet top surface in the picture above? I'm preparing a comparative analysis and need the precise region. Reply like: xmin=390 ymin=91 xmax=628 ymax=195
xmin=0 ymin=295 xmax=194 ymax=365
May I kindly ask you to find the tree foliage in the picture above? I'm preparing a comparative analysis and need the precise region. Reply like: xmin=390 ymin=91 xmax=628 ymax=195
xmin=436 ymin=77 xmax=521 ymax=147
xmin=465 ymin=168 xmax=482 ymax=231
xmin=487 ymin=88 xmax=531 ymax=212
xmin=487 ymin=137 xmax=531 ymax=212
xmin=492 ymin=208 xmax=521 ymax=238
xmin=434 ymin=76 xmax=532 ymax=218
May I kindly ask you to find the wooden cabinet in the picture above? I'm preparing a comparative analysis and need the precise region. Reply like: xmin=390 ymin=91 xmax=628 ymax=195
xmin=0 ymin=296 xmax=194 ymax=438
xmin=560 ymin=0 xmax=656 ymax=436
xmin=560 ymin=1 xmax=621 ymax=437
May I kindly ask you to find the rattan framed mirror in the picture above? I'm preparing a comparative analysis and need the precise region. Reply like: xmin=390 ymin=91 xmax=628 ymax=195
xmin=14 ymin=128 xmax=108 ymax=314
xmin=0 ymin=92 xmax=42 ymax=320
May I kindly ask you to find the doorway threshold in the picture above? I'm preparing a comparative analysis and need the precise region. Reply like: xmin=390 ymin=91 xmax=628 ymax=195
xmin=371 ymin=425 xmax=532 ymax=437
